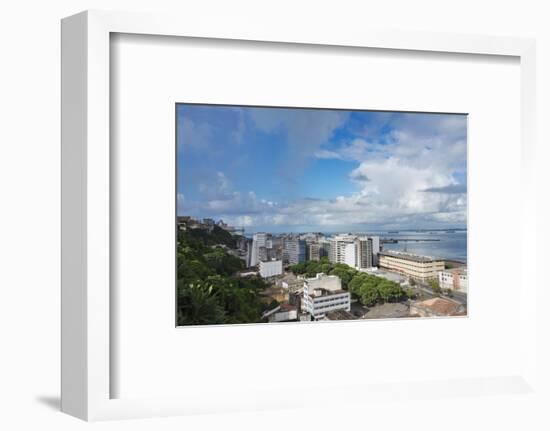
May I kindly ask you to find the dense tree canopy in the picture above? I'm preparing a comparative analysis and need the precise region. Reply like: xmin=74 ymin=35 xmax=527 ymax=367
xmin=290 ymin=258 xmax=411 ymax=307
xmin=177 ymin=228 xmax=270 ymax=325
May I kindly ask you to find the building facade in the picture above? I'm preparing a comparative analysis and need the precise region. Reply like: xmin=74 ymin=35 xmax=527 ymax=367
xmin=302 ymin=273 xmax=351 ymax=320
xmin=329 ymin=234 xmax=357 ymax=264
xmin=318 ymin=239 xmax=331 ymax=259
xmin=328 ymin=234 xmax=380 ymax=269
xmin=355 ymin=237 xmax=374 ymax=269
xmin=307 ymin=243 xmax=321 ymax=261
xmin=259 ymin=259 xmax=283 ymax=278
xmin=283 ymin=238 xmax=306 ymax=265
xmin=439 ymin=268 xmax=468 ymax=292
xmin=378 ymin=250 xmax=445 ymax=281
xmin=250 ymin=232 xmax=268 ymax=267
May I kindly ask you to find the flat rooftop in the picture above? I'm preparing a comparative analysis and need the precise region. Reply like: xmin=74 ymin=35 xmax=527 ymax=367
xmin=378 ymin=250 xmax=444 ymax=263
xmin=312 ymin=288 xmax=348 ymax=297
xmin=441 ymin=267 xmax=468 ymax=275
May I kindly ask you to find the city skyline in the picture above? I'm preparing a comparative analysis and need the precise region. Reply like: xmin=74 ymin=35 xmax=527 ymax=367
xmin=177 ymin=104 xmax=467 ymax=233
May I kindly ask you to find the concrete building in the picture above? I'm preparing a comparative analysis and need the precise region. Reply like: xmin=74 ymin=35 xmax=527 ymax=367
xmin=277 ymin=273 xmax=304 ymax=293
xmin=378 ymin=250 xmax=445 ymax=281
xmin=307 ymin=243 xmax=321 ymax=261
xmin=283 ymin=238 xmax=306 ymax=265
xmin=259 ymin=286 xmax=289 ymax=304
xmin=303 ymin=273 xmax=351 ymax=320
xmin=355 ymin=237 xmax=373 ymax=269
xmin=250 ymin=232 xmax=268 ymax=267
xmin=265 ymin=304 xmax=298 ymax=323
xmin=329 ymin=234 xmax=357 ymax=264
xmin=318 ymin=239 xmax=331 ymax=258
xmin=329 ymin=234 xmax=380 ymax=269
xmin=259 ymin=259 xmax=283 ymax=278
xmin=439 ymin=268 xmax=468 ymax=293
xmin=370 ymin=236 xmax=380 ymax=265
xmin=343 ymin=243 xmax=356 ymax=267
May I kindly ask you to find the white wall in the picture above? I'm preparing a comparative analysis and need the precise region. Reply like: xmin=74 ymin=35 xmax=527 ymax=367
xmin=0 ymin=1 xmax=549 ymax=431
xmin=259 ymin=260 xmax=283 ymax=278
xmin=344 ymin=243 xmax=356 ymax=267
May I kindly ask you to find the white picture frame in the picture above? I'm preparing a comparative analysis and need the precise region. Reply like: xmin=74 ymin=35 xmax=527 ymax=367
xmin=61 ymin=9 xmax=538 ymax=421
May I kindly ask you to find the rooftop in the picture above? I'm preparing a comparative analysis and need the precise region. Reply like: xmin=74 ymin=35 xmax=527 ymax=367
xmin=278 ymin=303 xmax=297 ymax=312
xmin=412 ymin=297 xmax=466 ymax=316
xmin=326 ymin=309 xmax=357 ymax=320
xmin=440 ymin=267 xmax=468 ymax=276
xmin=305 ymin=273 xmax=339 ymax=282
xmin=378 ymin=250 xmax=444 ymax=263
xmin=312 ymin=288 xmax=348 ymax=297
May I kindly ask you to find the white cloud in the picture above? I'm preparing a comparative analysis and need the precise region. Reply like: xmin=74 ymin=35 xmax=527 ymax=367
xmin=181 ymin=111 xmax=467 ymax=230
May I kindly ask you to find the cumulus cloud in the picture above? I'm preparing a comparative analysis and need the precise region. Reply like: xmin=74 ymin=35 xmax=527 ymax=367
xmin=178 ymin=106 xmax=467 ymax=231
xmin=422 ymin=184 xmax=467 ymax=194
xmin=301 ymin=112 xmax=468 ymax=228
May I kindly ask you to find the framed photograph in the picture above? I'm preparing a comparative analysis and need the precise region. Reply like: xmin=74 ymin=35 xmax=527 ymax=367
xmin=61 ymin=10 xmax=539 ymax=421
xmin=175 ymin=103 xmax=468 ymax=326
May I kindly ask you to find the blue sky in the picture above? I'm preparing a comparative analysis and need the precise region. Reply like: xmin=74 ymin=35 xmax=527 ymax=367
xmin=177 ymin=104 xmax=467 ymax=233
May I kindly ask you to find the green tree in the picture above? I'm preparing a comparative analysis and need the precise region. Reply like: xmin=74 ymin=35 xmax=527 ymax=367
xmin=359 ymin=281 xmax=379 ymax=306
xmin=329 ymin=267 xmax=352 ymax=288
xmin=177 ymin=282 xmax=226 ymax=325
xmin=429 ymin=278 xmax=442 ymax=295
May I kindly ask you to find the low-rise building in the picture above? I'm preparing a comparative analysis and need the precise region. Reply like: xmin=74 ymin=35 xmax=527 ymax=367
xmin=259 ymin=286 xmax=289 ymax=304
xmin=277 ymin=273 xmax=303 ymax=293
xmin=325 ymin=309 xmax=357 ymax=321
xmin=303 ymin=273 xmax=350 ymax=320
xmin=378 ymin=250 xmax=445 ymax=281
xmin=266 ymin=304 xmax=299 ymax=323
xmin=259 ymin=259 xmax=283 ymax=278
xmin=410 ymin=297 xmax=466 ymax=317
xmin=439 ymin=268 xmax=468 ymax=293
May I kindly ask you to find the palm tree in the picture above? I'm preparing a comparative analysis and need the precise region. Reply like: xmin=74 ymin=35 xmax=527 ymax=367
xmin=177 ymin=282 xmax=226 ymax=325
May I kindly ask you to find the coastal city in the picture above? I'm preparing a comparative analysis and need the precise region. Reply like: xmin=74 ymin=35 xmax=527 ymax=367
xmin=176 ymin=215 xmax=467 ymax=325
xmin=176 ymin=105 xmax=468 ymax=326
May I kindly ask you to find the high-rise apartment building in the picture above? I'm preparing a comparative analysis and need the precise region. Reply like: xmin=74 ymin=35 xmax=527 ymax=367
xmin=329 ymin=234 xmax=357 ymax=264
xmin=328 ymin=234 xmax=380 ymax=268
xmin=283 ymin=238 xmax=306 ymax=265
xmin=307 ymin=243 xmax=321 ymax=261
xmin=318 ymin=239 xmax=331 ymax=259
xmin=355 ymin=236 xmax=373 ymax=269
xmin=250 ymin=233 xmax=268 ymax=267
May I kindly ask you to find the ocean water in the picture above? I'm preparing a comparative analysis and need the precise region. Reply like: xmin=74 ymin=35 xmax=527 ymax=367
xmin=375 ymin=230 xmax=467 ymax=262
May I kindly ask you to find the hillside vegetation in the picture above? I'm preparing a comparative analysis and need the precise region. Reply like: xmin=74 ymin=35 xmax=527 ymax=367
xmin=177 ymin=227 xmax=269 ymax=325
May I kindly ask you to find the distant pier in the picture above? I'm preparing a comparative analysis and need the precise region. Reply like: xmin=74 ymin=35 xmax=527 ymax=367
xmin=381 ymin=238 xmax=441 ymax=244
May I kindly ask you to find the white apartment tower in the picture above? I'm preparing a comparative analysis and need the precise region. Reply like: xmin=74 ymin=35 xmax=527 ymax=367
xmin=329 ymin=234 xmax=380 ymax=269
xmin=250 ymin=233 xmax=268 ymax=267
xmin=329 ymin=234 xmax=357 ymax=264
